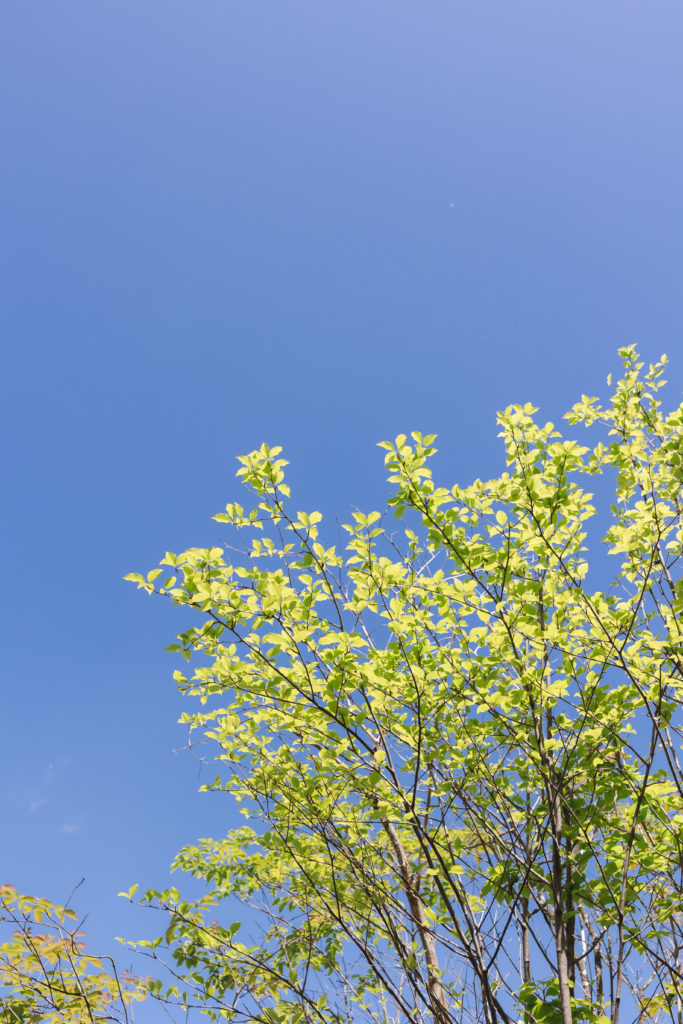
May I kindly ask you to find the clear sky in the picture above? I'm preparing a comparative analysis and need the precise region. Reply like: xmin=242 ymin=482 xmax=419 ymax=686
xmin=2 ymin=1 xmax=683 ymax=1016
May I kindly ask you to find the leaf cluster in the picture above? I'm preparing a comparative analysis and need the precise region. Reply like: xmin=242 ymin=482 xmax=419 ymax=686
xmin=124 ymin=349 xmax=683 ymax=1024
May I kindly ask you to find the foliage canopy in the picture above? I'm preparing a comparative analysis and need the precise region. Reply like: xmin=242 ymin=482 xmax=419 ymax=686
xmin=0 ymin=885 xmax=146 ymax=1023
xmin=125 ymin=347 xmax=683 ymax=1024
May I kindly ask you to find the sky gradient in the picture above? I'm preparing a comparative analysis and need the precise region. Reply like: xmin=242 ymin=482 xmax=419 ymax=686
xmin=2 ymin=2 xmax=683 ymax=1016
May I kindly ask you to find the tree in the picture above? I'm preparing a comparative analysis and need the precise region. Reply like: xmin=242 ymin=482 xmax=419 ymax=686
xmin=126 ymin=347 xmax=683 ymax=1024
xmin=0 ymin=885 xmax=147 ymax=1022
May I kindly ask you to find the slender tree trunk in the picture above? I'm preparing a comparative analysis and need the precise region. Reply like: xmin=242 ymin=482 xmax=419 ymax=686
xmin=552 ymin=826 xmax=574 ymax=1024
xmin=580 ymin=909 xmax=604 ymax=1012
xmin=382 ymin=817 xmax=451 ymax=1024
xmin=522 ymin=791 xmax=532 ymax=989
xmin=521 ymin=895 xmax=531 ymax=985
xmin=576 ymin=914 xmax=591 ymax=1005
xmin=546 ymin=763 xmax=573 ymax=1024
xmin=537 ymin=600 xmax=573 ymax=1024
xmin=565 ymin=834 xmax=576 ymax=990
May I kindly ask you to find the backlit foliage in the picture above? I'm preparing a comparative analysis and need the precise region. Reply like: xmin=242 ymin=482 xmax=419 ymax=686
xmin=127 ymin=348 xmax=683 ymax=1024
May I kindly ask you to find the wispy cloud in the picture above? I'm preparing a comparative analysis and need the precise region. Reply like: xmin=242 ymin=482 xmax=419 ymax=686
xmin=27 ymin=757 xmax=70 ymax=814
xmin=60 ymin=820 xmax=81 ymax=835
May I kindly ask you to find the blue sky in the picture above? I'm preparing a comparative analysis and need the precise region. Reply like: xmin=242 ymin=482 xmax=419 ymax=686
xmin=2 ymin=1 xmax=683 ymax=1015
